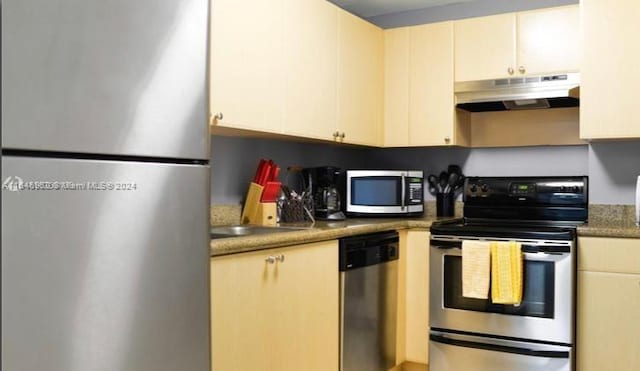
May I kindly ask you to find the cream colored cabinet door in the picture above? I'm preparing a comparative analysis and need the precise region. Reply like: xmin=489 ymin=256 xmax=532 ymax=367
xmin=383 ymin=27 xmax=410 ymax=147
xmin=577 ymin=237 xmax=640 ymax=371
xmin=337 ymin=10 xmax=384 ymax=146
xmin=210 ymin=0 xmax=284 ymax=133
xmin=383 ymin=22 xmax=457 ymax=147
xmin=271 ymin=241 xmax=339 ymax=371
xmin=455 ymin=6 xmax=579 ymax=82
xmin=581 ymin=0 xmax=640 ymax=139
xmin=516 ymin=5 xmax=580 ymax=76
xmin=211 ymin=240 xmax=339 ymax=371
xmin=577 ymin=272 xmax=640 ymax=371
xmin=409 ymin=22 xmax=455 ymax=146
xmin=454 ymin=13 xmax=516 ymax=82
xmin=282 ymin=0 xmax=338 ymax=140
xmin=210 ymin=248 xmax=275 ymax=371
xmin=404 ymin=230 xmax=430 ymax=364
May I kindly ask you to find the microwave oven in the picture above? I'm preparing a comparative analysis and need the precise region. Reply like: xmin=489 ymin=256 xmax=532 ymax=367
xmin=345 ymin=170 xmax=424 ymax=217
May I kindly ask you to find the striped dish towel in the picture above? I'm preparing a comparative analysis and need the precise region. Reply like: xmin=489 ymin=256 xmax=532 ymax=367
xmin=490 ymin=241 xmax=523 ymax=305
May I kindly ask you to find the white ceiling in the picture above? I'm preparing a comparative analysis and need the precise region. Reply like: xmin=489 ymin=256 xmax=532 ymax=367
xmin=329 ymin=0 xmax=480 ymax=18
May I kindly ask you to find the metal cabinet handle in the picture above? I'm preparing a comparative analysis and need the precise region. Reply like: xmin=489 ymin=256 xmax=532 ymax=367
xmin=332 ymin=131 xmax=340 ymax=140
xmin=507 ymin=67 xmax=514 ymax=75
xmin=444 ymin=136 xmax=451 ymax=144
xmin=518 ymin=66 xmax=526 ymax=74
xmin=214 ymin=112 xmax=224 ymax=120
xmin=339 ymin=132 xmax=346 ymax=141
xmin=265 ymin=254 xmax=284 ymax=264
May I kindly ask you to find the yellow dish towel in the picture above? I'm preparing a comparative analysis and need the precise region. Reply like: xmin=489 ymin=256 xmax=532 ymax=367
xmin=490 ymin=241 xmax=523 ymax=305
xmin=462 ymin=240 xmax=491 ymax=299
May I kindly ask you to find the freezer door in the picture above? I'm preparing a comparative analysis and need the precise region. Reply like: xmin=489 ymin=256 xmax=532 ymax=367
xmin=429 ymin=331 xmax=572 ymax=371
xmin=2 ymin=0 xmax=209 ymax=160
xmin=1 ymin=156 xmax=210 ymax=371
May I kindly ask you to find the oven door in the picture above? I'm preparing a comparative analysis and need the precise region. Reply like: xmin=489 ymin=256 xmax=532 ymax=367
xmin=429 ymin=235 xmax=574 ymax=344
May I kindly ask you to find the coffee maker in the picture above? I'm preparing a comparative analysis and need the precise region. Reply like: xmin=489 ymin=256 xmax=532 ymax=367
xmin=303 ymin=166 xmax=346 ymax=220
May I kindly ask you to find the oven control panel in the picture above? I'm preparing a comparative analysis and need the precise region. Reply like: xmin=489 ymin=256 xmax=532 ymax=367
xmin=464 ymin=176 xmax=587 ymax=204
xmin=463 ymin=176 xmax=588 ymax=222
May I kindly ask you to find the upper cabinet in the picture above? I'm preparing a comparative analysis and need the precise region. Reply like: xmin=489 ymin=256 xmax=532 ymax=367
xmin=383 ymin=27 xmax=410 ymax=147
xmin=210 ymin=0 xmax=383 ymax=145
xmin=580 ymin=0 xmax=640 ymax=139
xmin=409 ymin=22 xmax=457 ymax=146
xmin=383 ymin=22 xmax=468 ymax=147
xmin=282 ymin=0 xmax=338 ymax=141
xmin=516 ymin=6 xmax=580 ymax=76
xmin=454 ymin=13 xmax=516 ymax=82
xmin=454 ymin=5 xmax=579 ymax=82
xmin=210 ymin=0 xmax=285 ymax=133
xmin=337 ymin=10 xmax=384 ymax=146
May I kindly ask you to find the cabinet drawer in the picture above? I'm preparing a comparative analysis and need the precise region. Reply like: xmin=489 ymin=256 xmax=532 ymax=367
xmin=578 ymin=237 xmax=640 ymax=274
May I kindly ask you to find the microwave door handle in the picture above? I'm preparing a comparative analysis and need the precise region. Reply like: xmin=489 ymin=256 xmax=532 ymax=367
xmin=401 ymin=175 xmax=406 ymax=210
xmin=429 ymin=334 xmax=570 ymax=359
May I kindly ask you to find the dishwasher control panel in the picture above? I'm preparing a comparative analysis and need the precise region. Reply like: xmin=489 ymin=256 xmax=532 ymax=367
xmin=339 ymin=231 xmax=399 ymax=271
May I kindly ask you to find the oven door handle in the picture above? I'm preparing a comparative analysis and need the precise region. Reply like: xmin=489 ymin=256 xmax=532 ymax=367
xmin=430 ymin=333 xmax=570 ymax=359
xmin=431 ymin=242 xmax=570 ymax=254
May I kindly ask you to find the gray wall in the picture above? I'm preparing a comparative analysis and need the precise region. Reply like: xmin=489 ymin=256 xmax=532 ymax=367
xmin=211 ymin=135 xmax=640 ymax=205
xmin=210 ymin=136 xmax=373 ymax=204
xmin=367 ymin=0 xmax=579 ymax=28
xmin=588 ymin=142 xmax=640 ymax=204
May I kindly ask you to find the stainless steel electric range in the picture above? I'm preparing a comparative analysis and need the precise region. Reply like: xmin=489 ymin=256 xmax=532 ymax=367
xmin=429 ymin=176 xmax=588 ymax=371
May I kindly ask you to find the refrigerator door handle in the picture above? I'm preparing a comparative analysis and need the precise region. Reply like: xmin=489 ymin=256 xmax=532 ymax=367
xmin=430 ymin=333 xmax=570 ymax=359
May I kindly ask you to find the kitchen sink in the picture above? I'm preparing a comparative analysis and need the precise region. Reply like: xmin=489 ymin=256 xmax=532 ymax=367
xmin=210 ymin=225 xmax=310 ymax=239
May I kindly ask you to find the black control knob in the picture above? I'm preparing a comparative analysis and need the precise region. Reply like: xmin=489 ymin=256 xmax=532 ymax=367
xmin=470 ymin=184 xmax=478 ymax=192
xmin=481 ymin=184 xmax=489 ymax=192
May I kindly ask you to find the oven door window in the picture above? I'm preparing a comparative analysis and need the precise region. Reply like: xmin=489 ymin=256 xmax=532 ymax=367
xmin=351 ymin=177 xmax=402 ymax=207
xmin=443 ymin=256 xmax=555 ymax=318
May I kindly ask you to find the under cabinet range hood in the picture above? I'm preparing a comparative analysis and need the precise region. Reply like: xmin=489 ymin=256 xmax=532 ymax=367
xmin=455 ymin=72 xmax=580 ymax=112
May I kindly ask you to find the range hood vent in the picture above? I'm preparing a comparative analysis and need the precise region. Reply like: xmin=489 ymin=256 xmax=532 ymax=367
xmin=455 ymin=73 xmax=580 ymax=112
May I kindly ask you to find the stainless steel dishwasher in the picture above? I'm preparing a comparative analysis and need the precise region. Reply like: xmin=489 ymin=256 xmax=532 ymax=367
xmin=339 ymin=231 xmax=399 ymax=371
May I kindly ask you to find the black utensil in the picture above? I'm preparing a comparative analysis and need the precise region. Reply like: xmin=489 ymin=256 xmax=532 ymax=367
xmin=428 ymin=174 xmax=439 ymax=193
xmin=446 ymin=172 xmax=460 ymax=194
xmin=439 ymin=171 xmax=448 ymax=193
xmin=447 ymin=164 xmax=462 ymax=177
xmin=453 ymin=175 xmax=466 ymax=193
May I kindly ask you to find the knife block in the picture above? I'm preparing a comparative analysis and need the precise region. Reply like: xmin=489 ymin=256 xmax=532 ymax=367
xmin=241 ymin=182 xmax=277 ymax=226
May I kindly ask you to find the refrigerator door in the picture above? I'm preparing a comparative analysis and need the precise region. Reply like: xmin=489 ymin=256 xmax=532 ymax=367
xmin=1 ymin=0 xmax=209 ymax=160
xmin=1 ymin=156 xmax=210 ymax=371
xmin=429 ymin=331 xmax=572 ymax=371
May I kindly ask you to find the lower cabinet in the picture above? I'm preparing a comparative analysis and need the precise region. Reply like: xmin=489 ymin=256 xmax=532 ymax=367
xmin=397 ymin=230 xmax=431 ymax=367
xmin=211 ymin=240 xmax=339 ymax=371
xmin=577 ymin=237 xmax=640 ymax=371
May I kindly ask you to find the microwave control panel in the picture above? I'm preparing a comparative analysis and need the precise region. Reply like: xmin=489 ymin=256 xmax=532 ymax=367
xmin=407 ymin=178 xmax=423 ymax=204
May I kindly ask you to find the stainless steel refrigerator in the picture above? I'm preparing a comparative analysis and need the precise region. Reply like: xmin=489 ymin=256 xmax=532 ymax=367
xmin=2 ymin=0 xmax=211 ymax=370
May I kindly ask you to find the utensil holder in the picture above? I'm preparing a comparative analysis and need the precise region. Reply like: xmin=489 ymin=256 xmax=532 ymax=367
xmin=436 ymin=193 xmax=455 ymax=217
xmin=280 ymin=195 xmax=314 ymax=223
